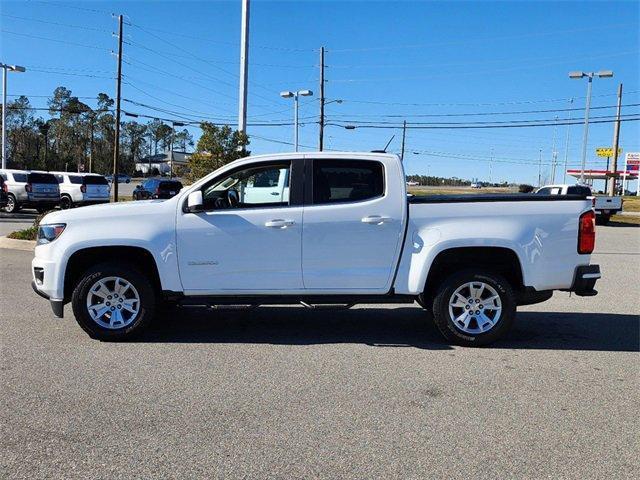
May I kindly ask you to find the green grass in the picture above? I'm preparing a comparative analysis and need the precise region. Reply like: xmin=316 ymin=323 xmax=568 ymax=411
xmin=7 ymin=226 xmax=38 ymax=240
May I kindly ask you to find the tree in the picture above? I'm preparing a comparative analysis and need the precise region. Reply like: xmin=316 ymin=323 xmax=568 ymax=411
xmin=122 ymin=121 xmax=148 ymax=174
xmin=4 ymin=96 xmax=41 ymax=169
xmin=173 ymin=128 xmax=194 ymax=151
xmin=186 ymin=122 xmax=249 ymax=182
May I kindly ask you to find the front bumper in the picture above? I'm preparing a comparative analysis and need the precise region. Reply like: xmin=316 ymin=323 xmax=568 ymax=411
xmin=567 ymin=265 xmax=601 ymax=297
xmin=31 ymin=280 xmax=64 ymax=317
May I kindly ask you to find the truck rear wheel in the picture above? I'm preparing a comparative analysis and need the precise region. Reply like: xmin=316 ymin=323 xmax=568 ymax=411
xmin=71 ymin=263 xmax=156 ymax=341
xmin=431 ymin=270 xmax=516 ymax=347
xmin=596 ymin=214 xmax=610 ymax=226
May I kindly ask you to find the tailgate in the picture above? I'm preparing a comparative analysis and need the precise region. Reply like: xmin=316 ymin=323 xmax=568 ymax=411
xmin=594 ymin=196 xmax=622 ymax=210
xmin=31 ymin=183 xmax=59 ymax=200
xmin=85 ymin=184 xmax=110 ymax=199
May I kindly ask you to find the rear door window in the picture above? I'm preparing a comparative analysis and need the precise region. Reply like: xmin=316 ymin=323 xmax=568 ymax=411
xmin=28 ymin=173 xmax=58 ymax=184
xmin=83 ymin=175 xmax=108 ymax=185
xmin=312 ymin=159 xmax=384 ymax=204
xmin=12 ymin=173 xmax=27 ymax=182
xmin=567 ymin=186 xmax=591 ymax=196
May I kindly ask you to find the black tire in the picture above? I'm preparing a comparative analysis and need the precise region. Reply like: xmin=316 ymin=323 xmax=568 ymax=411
xmin=596 ymin=215 xmax=610 ymax=226
xmin=4 ymin=194 xmax=19 ymax=213
xmin=431 ymin=270 xmax=516 ymax=347
xmin=60 ymin=195 xmax=73 ymax=209
xmin=71 ymin=262 xmax=157 ymax=341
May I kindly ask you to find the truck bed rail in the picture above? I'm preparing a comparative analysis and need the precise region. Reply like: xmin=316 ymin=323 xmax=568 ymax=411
xmin=408 ymin=193 xmax=588 ymax=204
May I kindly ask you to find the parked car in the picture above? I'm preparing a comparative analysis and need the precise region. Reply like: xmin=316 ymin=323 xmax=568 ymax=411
xmin=133 ymin=178 xmax=183 ymax=200
xmin=535 ymin=184 xmax=622 ymax=225
xmin=0 ymin=169 xmax=60 ymax=213
xmin=470 ymin=183 xmax=482 ymax=189
xmin=32 ymin=152 xmax=600 ymax=345
xmin=105 ymin=173 xmax=131 ymax=184
xmin=53 ymin=172 xmax=111 ymax=209
xmin=0 ymin=175 xmax=8 ymax=209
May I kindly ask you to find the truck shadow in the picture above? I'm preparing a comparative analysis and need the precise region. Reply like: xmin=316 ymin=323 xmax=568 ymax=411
xmin=139 ymin=307 xmax=639 ymax=352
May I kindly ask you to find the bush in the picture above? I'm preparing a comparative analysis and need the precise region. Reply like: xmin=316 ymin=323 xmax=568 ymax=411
xmin=518 ymin=184 xmax=535 ymax=193
xmin=6 ymin=211 xmax=51 ymax=241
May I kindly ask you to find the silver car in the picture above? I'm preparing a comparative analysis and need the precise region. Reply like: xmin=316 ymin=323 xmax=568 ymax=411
xmin=0 ymin=169 xmax=61 ymax=213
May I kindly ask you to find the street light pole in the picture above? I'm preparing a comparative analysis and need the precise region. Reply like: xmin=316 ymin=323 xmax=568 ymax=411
xmin=280 ymin=89 xmax=313 ymax=152
xmin=1 ymin=63 xmax=26 ymax=169
xmin=569 ymin=70 xmax=613 ymax=184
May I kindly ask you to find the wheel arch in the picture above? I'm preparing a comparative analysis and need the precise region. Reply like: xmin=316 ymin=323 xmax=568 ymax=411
xmin=64 ymin=246 xmax=161 ymax=303
xmin=422 ymin=246 xmax=524 ymax=302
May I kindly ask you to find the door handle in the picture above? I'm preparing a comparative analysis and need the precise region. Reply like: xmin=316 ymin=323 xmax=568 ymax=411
xmin=265 ymin=219 xmax=295 ymax=228
xmin=270 ymin=191 xmax=280 ymax=196
xmin=362 ymin=215 xmax=391 ymax=225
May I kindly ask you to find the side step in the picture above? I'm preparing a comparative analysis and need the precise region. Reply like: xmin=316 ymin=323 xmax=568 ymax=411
xmin=171 ymin=293 xmax=417 ymax=310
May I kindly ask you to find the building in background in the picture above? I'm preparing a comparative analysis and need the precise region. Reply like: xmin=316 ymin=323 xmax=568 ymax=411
xmin=136 ymin=151 xmax=191 ymax=176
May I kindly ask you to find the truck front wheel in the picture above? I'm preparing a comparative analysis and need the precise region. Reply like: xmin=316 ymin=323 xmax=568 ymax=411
xmin=431 ymin=270 xmax=516 ymax=347
xmin=71 ymin=263 xmax=156 ymax=340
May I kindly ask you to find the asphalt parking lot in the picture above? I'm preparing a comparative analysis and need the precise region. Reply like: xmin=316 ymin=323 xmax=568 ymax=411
xmin=1 ymin=226 xmax=638 ymax=479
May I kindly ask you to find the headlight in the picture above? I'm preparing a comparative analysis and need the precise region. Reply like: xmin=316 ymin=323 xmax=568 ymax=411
xmin=37 ymin=224 xmax=66 ymax=245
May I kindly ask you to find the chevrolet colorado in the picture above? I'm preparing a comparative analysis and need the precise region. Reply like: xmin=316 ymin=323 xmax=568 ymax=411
xmin=31 ymin=152 xmax=600 ymax=346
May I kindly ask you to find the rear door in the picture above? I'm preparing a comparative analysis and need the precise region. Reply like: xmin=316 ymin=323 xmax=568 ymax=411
xmin=301 ymin=157 xmax=406 ymax=291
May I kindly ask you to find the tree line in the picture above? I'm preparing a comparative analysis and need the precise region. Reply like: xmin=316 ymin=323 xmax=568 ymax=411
xmin=1 ymin=86 xmax=196 ymax=175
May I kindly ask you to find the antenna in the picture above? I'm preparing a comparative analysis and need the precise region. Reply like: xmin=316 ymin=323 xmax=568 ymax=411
xmin=371 ymin=135 xmax=396 ymax=154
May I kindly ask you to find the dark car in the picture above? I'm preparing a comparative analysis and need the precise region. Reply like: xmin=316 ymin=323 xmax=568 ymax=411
xmin=133 ymin=178 xmax=183 ymax=200
xmin=0 ymin=176 xmax=8 ymax=209
xmin=105 ymin=173 xmax=131 ymax=184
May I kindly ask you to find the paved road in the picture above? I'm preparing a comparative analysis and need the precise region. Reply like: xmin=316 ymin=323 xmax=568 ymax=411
xmin=0 ymin=211 xmax=37 ymax=237
xmin=1 ymin=227 xmax=638 ymax=479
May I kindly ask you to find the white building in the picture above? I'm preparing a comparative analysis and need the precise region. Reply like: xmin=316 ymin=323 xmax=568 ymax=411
xmin=136 ymin=151 xmax=191 ymax=175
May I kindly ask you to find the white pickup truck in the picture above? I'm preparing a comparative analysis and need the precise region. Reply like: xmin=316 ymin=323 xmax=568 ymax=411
xmin=536 ymin=184 xmax=623 ymax=225
xmin=31 ymin=152 xmax=601 ymax=346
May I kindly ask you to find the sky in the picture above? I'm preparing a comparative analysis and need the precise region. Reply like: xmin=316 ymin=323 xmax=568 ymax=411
xmin=1 ymin=0 xmax=639 ymax=187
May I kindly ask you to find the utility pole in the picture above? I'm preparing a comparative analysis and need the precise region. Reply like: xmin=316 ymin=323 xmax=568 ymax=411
xmin=550 ymin=115 xmax=559 ymax=183
xmin=318 ymin=46 xmax=325 ymax=151
xmin=608 ymin=83 xmax=623 ymax=196
xmin=562 ymin=98 xmax=573 ymax=183
xmin=238 ymin=0 xmax=250 ymax=134
xmin=112 ymin=14 xmax=123 ymax=202
xmin=400 ymin=120 xmax=407 ymax=161
xmin=538 ymin=148 xmax=543 ymax=187
xmin=489 ymin=147 xmax=494 ymax=184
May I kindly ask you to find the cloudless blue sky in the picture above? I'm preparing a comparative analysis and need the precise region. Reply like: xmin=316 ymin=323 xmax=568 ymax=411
xmin=1 ymin=0 xmax=639 ymax=187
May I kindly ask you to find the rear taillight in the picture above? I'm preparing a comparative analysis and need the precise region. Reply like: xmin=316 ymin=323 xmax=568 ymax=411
xmin=80 ymin=184 xmax=86 ymax=193
xmin=155 ymin=187 xmax=160 ymax=195
xmin=25 ymin=183 xmax=32 ymax=193
xmin=578 ymin=210 xmax=596 ymax=254
xmin=591 ymin=197 xmax=596 ymax=207
xmin=1 ymin=183 xmax=7 ymax=193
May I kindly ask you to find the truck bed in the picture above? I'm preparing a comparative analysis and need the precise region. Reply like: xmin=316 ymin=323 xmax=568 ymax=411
xmin=408 ymin=193 xmax=588 ymax=204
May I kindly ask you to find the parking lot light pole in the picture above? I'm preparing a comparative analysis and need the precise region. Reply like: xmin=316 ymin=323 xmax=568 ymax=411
xmin=569 ymin=70 xmax=613 ymax=184
xmin=280 ymin=90 xmax=313 ymax=151
xmin=1 ymin=64 xmax=26 ymax=169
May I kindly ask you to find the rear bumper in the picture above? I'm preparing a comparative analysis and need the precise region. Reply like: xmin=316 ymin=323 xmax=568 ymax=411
xmin=31 ymin=280 xmax=64 ymax=318
xmin=566 ymin=265 xmax=601 ymax=296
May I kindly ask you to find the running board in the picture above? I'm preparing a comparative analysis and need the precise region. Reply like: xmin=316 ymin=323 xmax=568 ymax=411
xmin=169 ymin=292 xmax=417 ymax=309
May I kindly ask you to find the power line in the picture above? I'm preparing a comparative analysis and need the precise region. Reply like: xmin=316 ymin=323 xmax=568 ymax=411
xmin=336 ymin=91 xmax=640 ymax=108
xmin=0 ymin=29 xmax=111 ymax=51
xmin=327 ymin=117 xmax=640 ymax=130
xmin=325 ymin=103 xmax=640 ymax=119
xmin=0 ymin=13 xmax=112 ymax=33
xmin=328 ymin=23 xmax=637 ymax=52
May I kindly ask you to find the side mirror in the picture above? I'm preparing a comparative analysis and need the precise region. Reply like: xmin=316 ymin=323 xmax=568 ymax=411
xmin=186 ymin=190 xmax=204 ymax=213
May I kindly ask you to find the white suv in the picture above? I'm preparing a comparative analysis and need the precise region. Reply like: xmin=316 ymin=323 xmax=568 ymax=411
xmin=52 ymin=172 xmax=111 ymax=209
xmin=0 ymin=169 xmax=60 ymax=213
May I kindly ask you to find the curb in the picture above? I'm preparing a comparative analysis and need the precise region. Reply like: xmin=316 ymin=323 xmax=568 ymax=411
xmin=0 ymin=236 xmax=36 ymax=251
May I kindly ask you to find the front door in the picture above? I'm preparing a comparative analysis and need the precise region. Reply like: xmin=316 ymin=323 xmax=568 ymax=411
xmin=302 ymin=158 xmax=406 ymax=291
xmin=177 ymin=160 xmax=304 ymax=294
